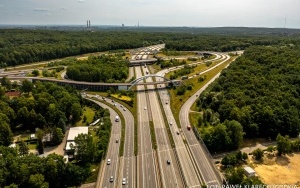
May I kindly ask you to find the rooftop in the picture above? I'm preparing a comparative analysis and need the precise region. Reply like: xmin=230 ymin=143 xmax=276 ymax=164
xmin=67 ymin=127 xmax=88 ymax=141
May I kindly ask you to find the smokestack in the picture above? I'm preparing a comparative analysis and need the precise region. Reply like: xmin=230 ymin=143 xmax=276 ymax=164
xmin=87 ymin=20 xmax=88 ymax=28
xmin=89 ymin=20 xmax=91 ymax=28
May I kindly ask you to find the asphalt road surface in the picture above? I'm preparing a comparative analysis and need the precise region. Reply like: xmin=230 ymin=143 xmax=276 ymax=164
xmin=135 ymin=66 xmax=158 ymax=188
xmin=143 ymin=66 xmax=184 ymax=188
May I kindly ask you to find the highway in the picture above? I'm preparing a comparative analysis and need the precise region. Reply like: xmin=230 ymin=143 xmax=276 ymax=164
xmin=87 ymin=95 xmax=136 ymax=188
xmin=143 ymin=65 xmax=184 ymax=188
xmin=154 ymin=53 xmax=230 ymax=187
xmin=135 ymin=66 xmax=158 ymax=188
xmin=178 ymin=54 xmax=232 ymax=186
xmin=87 ymin=98 xmax=121 ymax=188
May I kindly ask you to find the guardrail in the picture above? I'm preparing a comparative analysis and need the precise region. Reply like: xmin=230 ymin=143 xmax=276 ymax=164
xmin=192 ymin=126 xmax=224 ymax=184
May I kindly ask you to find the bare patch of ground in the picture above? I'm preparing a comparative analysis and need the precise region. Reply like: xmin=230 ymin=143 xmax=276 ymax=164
xmin=251 ymin=153 xmax=300 ymax=185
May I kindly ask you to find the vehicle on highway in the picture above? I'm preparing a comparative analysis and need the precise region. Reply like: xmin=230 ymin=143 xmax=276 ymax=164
xmin=115 ymin=116 xmax=119 ymax=122
xmin=107 ymin=159 xmax=111 ymax=165
xmin=167 ymin=160 xmax=171 ymax=165
xmin=169 ymin=122 xmax=172 ymax=125
xmin=123 ymin=108 xmax=126 ymax=111
xmin=165 ymin=101 xmax=168 ymax=104
xmin=114 ymin=103 xmax=117 ymax=107
xmin=116 ymin=139 xmax=119 ymax=143
xmin=120 ymin=105 xmax=123 ymax=108
xmin=187 ymin=125 xmax=191 ymax=130
xmin=144 ymin=107 xmax=147 ymax=110
xmin=110 ymin=176 xmax=114 ymax=182
xmin=176 ymin=131 xmax=180 ymax=135
xmin=146 ymin=71 xmax=149 ymax=74
xmin=181 ymin=76 xmax=188 ymax=80
xmin=122 ymin=178 xmax=126 ymax=185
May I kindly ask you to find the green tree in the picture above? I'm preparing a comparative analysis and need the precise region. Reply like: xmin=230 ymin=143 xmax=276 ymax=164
xmin=225 ymin=120 xmax=244 ymax=149
xmin=32 ymin=70 xmax=39 ymax=77
xmin=19 ymin=140 xmax=29 ymax=156
xmin=0 ymin=119 xmax=13 ymax=146
xmin=57 ymin=118 xmax=66 ymax=133
xmin=252 ymin=148 xmax=264 ymax=160
xmin=1 ymin=76 xmax=11 ymax=89
xmin=28 ymin=174 xmax=49 ymax=188
xmin=225 ymin=167 xmax=244 ymax=184
xmin=74 ymin=133 xmax=96 ymax=164
xmin=52 ymin=128 xmax=64 ymax=145
xmin=20 ymin=79 xmax=33 ymax=94
xmin=276 ymin=134 xmax=291 ymax=156
xmin=71 ymin=103 xmax=82 ymax=123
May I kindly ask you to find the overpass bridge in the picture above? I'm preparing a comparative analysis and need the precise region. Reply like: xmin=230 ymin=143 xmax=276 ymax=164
xmin=6 ymin=76 xmax=180 ymax=92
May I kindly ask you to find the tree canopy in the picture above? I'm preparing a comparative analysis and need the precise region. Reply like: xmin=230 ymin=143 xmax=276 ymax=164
xmin=198 ymin=46 xmax=300 ymax=140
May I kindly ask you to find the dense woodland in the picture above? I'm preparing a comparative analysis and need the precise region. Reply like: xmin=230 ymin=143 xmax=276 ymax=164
xmin=66 ymin=54 xmax=129 ymax=82
xmin=197 ymin=45 xmax=300 ymax=152
xmin=1 ymin=28 xmax=300 ymax=68
xmin=0 ymin=81 xmax=112 ymax=187
xmin=0 ymin=80 xmax=83 ymax=137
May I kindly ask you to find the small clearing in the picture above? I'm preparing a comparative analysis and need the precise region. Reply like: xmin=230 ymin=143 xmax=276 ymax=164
xmin=251 ymin=153 xmax=300 ymax=185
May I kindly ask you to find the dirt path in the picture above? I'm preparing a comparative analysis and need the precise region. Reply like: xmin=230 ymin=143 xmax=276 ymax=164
xmin=43 ymin=128 xmax=69 ymax=157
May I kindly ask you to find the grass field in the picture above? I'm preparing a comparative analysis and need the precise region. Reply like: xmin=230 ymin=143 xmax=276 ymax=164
xmin=75 ymin=106 xmax=95 ymax=126
xmin=111 ymin=94 xmax=132 ymax=102
xmin=251 ymin=153 xmax=300 ymax=185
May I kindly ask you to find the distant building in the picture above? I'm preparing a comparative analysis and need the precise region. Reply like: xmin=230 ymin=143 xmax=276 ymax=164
xmin=244 ymin=166 xmax=256 ymax=177
xmin=65 ymin=127 xmax=88 ymax=158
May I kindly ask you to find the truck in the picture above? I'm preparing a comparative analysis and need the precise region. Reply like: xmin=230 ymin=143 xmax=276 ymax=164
xmin=115 ymin=116 xmax=119 ymax=122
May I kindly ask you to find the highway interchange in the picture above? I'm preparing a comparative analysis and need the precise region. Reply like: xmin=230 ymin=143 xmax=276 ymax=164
xmin=2 ymin=44 xmax=240 ymax=187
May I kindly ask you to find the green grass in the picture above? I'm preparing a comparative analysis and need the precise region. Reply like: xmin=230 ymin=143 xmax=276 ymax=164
xmin=75 ymin=107 xmax=95 ymax=126
xmin=149 ymin=121 xmax=157 ymax=150
xmin=111 ymin=94 xmax=132 ymax=102
xmin=85 ymin=163 xmax=100 ymax=183
xmin=170 ymin=57 xmax=236 ymax=127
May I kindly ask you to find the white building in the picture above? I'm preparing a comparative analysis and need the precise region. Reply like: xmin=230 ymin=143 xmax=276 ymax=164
xmin=244 ymin=166 xmax=256 ymax=177
xmin=65 ymin=127 xmax=88 ymax=153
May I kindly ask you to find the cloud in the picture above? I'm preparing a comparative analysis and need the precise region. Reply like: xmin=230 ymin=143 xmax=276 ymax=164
xmin=34 ymin=8 xmax=50 ymax=12
xmin=78 ymin=0 xmax=85 ymax=2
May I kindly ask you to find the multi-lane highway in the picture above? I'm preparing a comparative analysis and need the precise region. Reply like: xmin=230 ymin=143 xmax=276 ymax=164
xmin=135 ymin=66 xmax=158 ymax=188
xmin=142 ymin=65 xmax=184 ymax=188
xmin=4 ymin=44 xmax=239 ymax=187
xmin=88 ymin=98 xmax=122 ymax=188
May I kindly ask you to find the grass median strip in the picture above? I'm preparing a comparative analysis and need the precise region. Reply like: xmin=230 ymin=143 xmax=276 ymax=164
xmin=156 ymin=91 xmax=175 ymax=148
xmin=149 ymin=121 xmax=157 ymax=150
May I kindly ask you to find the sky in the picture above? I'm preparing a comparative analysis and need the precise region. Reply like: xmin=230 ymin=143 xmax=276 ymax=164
xmin=0 ymin=0 xmax=300 ymax=28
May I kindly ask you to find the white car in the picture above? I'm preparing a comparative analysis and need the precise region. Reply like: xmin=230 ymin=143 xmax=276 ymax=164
xmin=110 ymin=176 xmax=114 ymax=182
xmin=122 ymin=178 xmax=126 ymax=185
xmin=144 ymin=107 xmax=147 ymax=110
xmin=107 ymin=159 xmax=111 ymax=165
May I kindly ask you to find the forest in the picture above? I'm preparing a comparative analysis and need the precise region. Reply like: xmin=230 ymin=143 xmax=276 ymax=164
xmin=0 ymin=80 xmax=112 ymax=187
xmin=66 ymin=54 xmax=129 ymax=82
xmin=1 ymin=28 xmax=300 ymax=68
xmin=197 ymin=45 xmax=300 ymax=150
